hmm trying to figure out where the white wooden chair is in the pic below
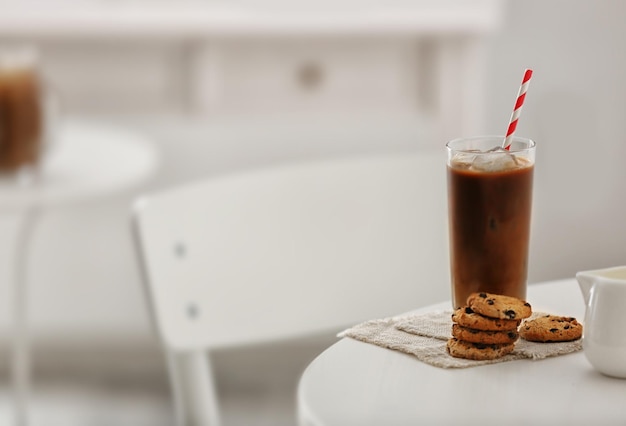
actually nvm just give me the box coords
[131,152,449,426]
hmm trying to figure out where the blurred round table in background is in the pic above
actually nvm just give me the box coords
[0,120,159,425]
[0,120,159,210]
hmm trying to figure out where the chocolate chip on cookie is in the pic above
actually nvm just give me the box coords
[446,338,515,361]
[452,307,521,331]
[451,324,519,345]
[467,292,532,320]
[519,315,582,342]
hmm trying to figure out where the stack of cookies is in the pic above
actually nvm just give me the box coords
[447,292,532,360]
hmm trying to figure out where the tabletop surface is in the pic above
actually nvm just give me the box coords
[298,279,626,426]
[0,120,158,210]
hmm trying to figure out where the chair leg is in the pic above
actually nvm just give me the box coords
[167,349,221,426]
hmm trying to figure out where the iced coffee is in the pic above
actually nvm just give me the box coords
[447,136,535,308]
[0,48,43,173]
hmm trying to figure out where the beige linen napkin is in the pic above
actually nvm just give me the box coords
[339,310,582,368]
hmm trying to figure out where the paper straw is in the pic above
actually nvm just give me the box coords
[503,69,533,149]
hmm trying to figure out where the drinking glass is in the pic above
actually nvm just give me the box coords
[446,136,535,308]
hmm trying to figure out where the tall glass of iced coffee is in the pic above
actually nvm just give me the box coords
[0,46,44,174]
[447,136,535,308]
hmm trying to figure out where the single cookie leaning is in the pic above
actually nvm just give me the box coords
[452,307,520,331]
[519,315,583,342]
[451,324,519,345]
[467,292,532,320]
[446,338,515,360]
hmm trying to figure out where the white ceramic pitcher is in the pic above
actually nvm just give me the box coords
[576,266,626,378]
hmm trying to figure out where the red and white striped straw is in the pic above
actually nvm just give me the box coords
[503,68,533,149]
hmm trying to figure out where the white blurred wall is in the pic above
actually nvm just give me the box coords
[483,0,626,282]
[1,0,625,350]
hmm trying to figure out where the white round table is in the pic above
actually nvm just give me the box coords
[0,120,158,210]
[0,120,159,426]
[298,279,626,426]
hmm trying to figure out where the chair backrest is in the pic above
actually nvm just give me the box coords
[132,152,449,353]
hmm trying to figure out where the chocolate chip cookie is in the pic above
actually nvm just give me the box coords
[451,324,519,345]
[452,307,521,331]
[467,292,532,320]
[446,338,516,361]
[519,315,582,342]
